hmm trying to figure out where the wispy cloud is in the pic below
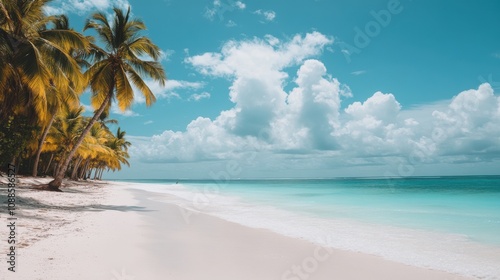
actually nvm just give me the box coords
[189,92,211,101]
[204,0,246,21]
[131,79,204,104]
[81,103,95,113]
[144,120,154,125]
[254,9,276,22]
[111,104,140,117]
[137,49,174,63]
[44,0,130,15]
[159,49,175,62]
[235,1,246,9]
[351,70,367,76]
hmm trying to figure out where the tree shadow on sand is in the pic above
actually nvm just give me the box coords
[0,186,154,221]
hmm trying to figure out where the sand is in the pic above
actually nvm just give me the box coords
[0,178,473,280]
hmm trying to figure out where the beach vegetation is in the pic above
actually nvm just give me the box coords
[0,1,163,189]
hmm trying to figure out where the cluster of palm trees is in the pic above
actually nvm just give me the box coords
[0,0,166,190]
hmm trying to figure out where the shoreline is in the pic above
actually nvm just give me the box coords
[0,178,479,279]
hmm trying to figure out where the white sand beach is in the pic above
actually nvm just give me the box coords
[0,178,473,280]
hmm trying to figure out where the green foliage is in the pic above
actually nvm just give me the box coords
[0,115,38,169]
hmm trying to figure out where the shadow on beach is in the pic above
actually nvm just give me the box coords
[0,180,153,221]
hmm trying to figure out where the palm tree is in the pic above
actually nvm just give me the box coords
[70,120,111,180]
[44,103,85,177]
[0,0,88,124]
[32,15,87,176]
[48,7,166,189]
[114,127,132,150]
[0,0,88,168]
[89,128,131,180]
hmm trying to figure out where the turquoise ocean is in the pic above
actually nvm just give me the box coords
[118,176,500,279]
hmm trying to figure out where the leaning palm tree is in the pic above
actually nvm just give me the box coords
[32,15,88,176]
[44,103,85,176]
[48,7,166,189]
[70,121,110,180]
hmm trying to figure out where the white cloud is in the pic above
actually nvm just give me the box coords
[351,70,366,76]
[345,92,401,122]
[133,32,343,162]
[144,120,154,125]
[254,9,276,22]
[131,32,500,176]
[204,0,246,21]
[235,1,246,9]
[264,35,280,46]
[336,92,409,157]
[430,83,500,157]
[137,49,174,63]
[111,104,140,117]
[186,31,332,77]
[81,103,95,113]
[132,79,204,103]
[189,92,211,101]
[44,0,130,15]
[204,7,217,20]
[159,50,174,62]
[226,20,237,27]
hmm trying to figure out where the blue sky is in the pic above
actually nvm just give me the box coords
[46,0,500,179]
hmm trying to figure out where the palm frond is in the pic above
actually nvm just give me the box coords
[40,29,90,52]
[124,37,161,60]
[126,66,156,106]
[115,65,134,111]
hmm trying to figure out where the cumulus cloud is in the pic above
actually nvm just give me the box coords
[133,117,242,162]
[186,32,332,77]
[336,92,411,157]
[431,83,500,158]
[130,32,500,174]
[275,60,347,150]
[133,32,347,162]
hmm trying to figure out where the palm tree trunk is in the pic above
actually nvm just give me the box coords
[53,162,59,177]
[48,91,113,189]
[87,167,92,180]
[85,160,91,179]
[44,153,54,175]
[71,157,83,180]
[32,113,56,177]
[96,168,101,180]
[78,159,87,179]
[99,168,105,180]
